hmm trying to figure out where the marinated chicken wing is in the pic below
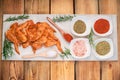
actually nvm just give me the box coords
[31,36,47,53]
[27,24,42,42]
[22,41,29,48]
[31,28,48,53]
[21,20,34,48]
[6,22,20,54]
[16,22,28,43]
[56,40,63,52]
[6,20,63,55]
[45,36,63,52]
[40,22,56,32]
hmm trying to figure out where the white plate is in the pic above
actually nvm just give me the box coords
[94,38,113,60]
[70,38,91,59]
[71,16,91,36]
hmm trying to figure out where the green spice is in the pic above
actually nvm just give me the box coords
[59,48,73,59]
[3,38,14,59]
[87,29,95,48]
[74,20,86,34]
[4,14,29,22]
[52,15,74,22]
[96,41,110,55]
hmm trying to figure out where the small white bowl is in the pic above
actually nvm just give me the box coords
[70,38,91,59]
[94,38,113,60]
[92,16,113,36]
[71,16,91,36]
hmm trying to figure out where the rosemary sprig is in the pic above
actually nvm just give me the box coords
[52,15,74,22]
[3,38,14,59]
[4,14,29,22]
[87,29,95,48]
[59,48,73,59]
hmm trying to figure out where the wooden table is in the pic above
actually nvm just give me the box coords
[0,0,120,80]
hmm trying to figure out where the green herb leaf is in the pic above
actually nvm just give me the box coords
[87,29,95,48]
[52,15,74,22]
[4,14,29,22]
[59,48,73,59]
[3,38,14,59]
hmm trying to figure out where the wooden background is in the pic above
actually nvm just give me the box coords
[0,0,120,80]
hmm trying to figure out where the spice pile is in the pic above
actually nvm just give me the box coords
[73,20,86,34]
[72,40,87,57]
[94,19,110,34]
[96,41,110,55]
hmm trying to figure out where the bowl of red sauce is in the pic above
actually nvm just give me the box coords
[70,38,91,59]
[93,17,113,36]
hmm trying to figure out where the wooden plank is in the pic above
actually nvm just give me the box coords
[1,61,10,80]
[75,0,98,14]
[75,0,100,80]
[24,0,50,80]
[99,0,120,80]
[101,62,113,80]
[3,0,24,14]
[99,0,117,14]
[9,61,24,80]
[51,0,73,13]
[1,0,24,80]
[25,0,49,14]
[51,0,74,80]
[0,0,2,79]
[51,62,74,80]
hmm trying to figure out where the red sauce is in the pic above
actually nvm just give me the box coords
[94,19,110,34]
[63,33,73,42]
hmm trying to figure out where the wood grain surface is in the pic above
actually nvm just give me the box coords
[51,0,74,80]
[99,0,120,80]
[0,0,2,79]
[24,0,50,80]
[1,0,24,80]
[75,0,100,80]
[0,0,120,80]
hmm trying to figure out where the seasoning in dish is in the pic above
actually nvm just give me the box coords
[72,40,87,57]
[96,41,110,55]
[94,19,110,34]
[74,20,86,34]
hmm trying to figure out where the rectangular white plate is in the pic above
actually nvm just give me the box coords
[2,14,118,61]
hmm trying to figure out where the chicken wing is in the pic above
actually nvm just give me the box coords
[16,22,28,43]
[6,20,63,54]
[6,22,20,54]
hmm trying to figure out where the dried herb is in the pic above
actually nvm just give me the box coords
[59,48,73,59]
[4,14,29,22]
[52,15,74,22]
[3,38,14,59]
[74,20,86,34]
[96,41,110,55]
[87,29,95,48]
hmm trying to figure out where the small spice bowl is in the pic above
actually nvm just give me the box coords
[92,16,113,36]
[70,38,91,59]
[94,38,113,60]
[71,16,91,36]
